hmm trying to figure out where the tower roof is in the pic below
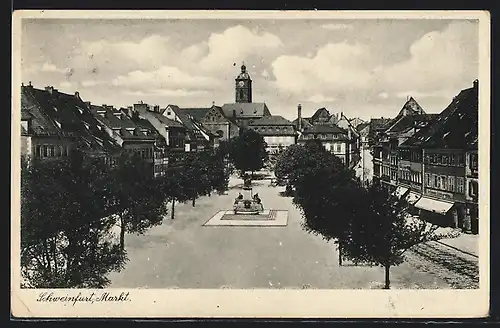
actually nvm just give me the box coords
[236,62,251,80]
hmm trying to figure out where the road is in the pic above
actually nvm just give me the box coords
[106,173,478,290]
[355,144,373,183]
[408,241,479,289]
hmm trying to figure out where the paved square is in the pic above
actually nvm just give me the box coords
[204,209,288,226]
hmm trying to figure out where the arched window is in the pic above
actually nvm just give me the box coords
[239,89,244,100]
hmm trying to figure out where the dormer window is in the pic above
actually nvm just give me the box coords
[54,119,61,128]
[77,107,84,115]
[53,106,58,112]
[83,121,90,130]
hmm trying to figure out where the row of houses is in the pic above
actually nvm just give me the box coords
[371,80,479,234]
[21,63,363,176]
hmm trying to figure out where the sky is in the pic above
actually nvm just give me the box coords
[20,18,479,121]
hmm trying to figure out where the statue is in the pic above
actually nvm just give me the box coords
[233,174,264,215]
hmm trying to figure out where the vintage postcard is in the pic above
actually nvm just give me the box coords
[11,10,490,318]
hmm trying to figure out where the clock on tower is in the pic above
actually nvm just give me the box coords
[235,63,252,103]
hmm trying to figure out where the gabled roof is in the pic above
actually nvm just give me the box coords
[401,83,478,149]
[370,118,392,131]
[22,85,120,153]
[248,115,294,126]
[221,102,269,118]
[177,107,211,121]
[397,97,425,117]
[310,107,330,121]
[356,122,370,131]
[90,105,137,130]
[136,106,184,128]
[21,88,60,135]
[292,117,314,129]
[385,114,438,134]
[168,104,214,140]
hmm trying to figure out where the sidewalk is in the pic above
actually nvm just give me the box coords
[437,233,479,257]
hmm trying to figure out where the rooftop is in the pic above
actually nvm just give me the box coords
[221,102,270,118]
[401,82,478,149]
[248,115,294,126]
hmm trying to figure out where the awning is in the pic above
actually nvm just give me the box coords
[414,197,454,215]
[406,192,422,205]
[394,186,409,198]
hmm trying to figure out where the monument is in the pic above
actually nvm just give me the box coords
[233,173,264,215]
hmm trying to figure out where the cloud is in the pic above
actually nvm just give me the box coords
[40,62,66,73]
[271,42,374,94]
[72,35,173,75]
[59,81,73,89]
[261,69,269,78]
[124,89,210,97]
[321,23,353,30]
[378,92,389,99]
[394,90,458,100]
[81,80,105,87]
[195,25,283,73]
[307,94,336,103]
[111,66,219,90]
[378,21,478,93]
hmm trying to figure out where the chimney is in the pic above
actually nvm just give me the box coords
[21,82,24,87]
[473,79,479,90]
[28,81,32,87]
[85,101,91,107]
[45,86,54,94]
[297,104,302,131]
[75,91,80,98]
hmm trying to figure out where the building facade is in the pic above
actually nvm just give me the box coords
[390,80,479,233]
[247,115,297,155]
[297,124,351,165]
[21,83,121,165]
[90,104,157,176]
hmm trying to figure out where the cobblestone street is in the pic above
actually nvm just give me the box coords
[108,175,478,289]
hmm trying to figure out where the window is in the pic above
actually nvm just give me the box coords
[425,173,430,187]
[448,176,455,192]
[451,154,456,165]
[434,175,439,189]
[469,180,478,197]
[470,153,478,170]
[21,121,28,132]
[239,89,244,99]
[457,154,465,165]
[442,176,448,190]
[433,154,437,163]
[442,155,448,165]
[457,177,465,193]
[42,145,48,157]
[35,145,41,158]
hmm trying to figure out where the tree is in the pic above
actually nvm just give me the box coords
[342,181,441,289]
[274,144,307,187]
[109,152,168,251]
[291,141,358,266]
[227,129,268,176]
[159,166,191,220]
[183,151,214,207]
[21,151,127,288]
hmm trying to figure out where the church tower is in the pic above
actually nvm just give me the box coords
[235,62,252,103]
